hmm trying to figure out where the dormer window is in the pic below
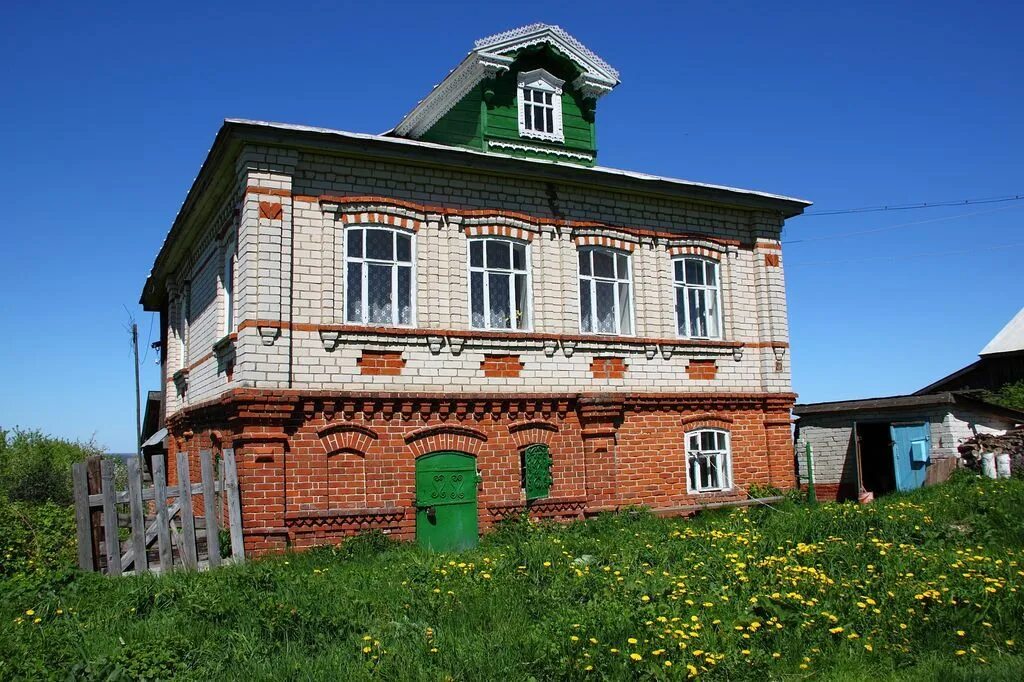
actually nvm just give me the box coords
[517,69,564,143]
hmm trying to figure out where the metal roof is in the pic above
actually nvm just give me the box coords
[228,119,811,205]
[980,306,1024,356]
[794,391,1024,422]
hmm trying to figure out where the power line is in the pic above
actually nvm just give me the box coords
[796,193,1024,218]
[783,203,1023,244]
[787,239,1024,268]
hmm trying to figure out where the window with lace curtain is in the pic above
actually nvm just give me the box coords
[469,238,531,330]
[578,247,633,335]
[344,227,414,326]
[674,257,721,339]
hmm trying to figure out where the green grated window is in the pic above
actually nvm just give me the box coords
[523,444,553,501]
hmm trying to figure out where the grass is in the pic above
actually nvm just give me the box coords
[2,474,1024,680]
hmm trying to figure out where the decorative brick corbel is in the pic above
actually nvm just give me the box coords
[660,345,675,360]
[560,340,577,358]
[644,344,658,360]
[258,326,280,346]
[172,368,189,395]
[447,336,465,356]
[320,330,342,352]
[427,336,445,354]
[543,339,559,357]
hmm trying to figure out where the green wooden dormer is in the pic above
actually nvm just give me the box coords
[391,24,620,166]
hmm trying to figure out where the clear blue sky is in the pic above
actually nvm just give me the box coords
[2,1,1021,452]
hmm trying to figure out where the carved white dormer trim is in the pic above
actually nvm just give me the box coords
[517,68,565,143]
[394,23,619,139]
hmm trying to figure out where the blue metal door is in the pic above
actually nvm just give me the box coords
[889,422,930,491]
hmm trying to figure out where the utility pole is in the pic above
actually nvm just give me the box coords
[132,322,142,458]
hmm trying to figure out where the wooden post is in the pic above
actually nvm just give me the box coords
[100,460,122,576]
[72,462,94,571]
[126,456,148,573]
[223,448,245,562]
[176,452,198,570]
[86,456,104,569]
[200,450,221,568]
[152,455,173,572]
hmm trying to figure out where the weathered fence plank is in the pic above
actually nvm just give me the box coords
[72,462,93,571]
[200,450,221,568]
[152,455,173,572]
[87,457,104,568]
[100,460,122,576]
[126,457,148,574]
[223,449,245,562]
[176,452,198,570]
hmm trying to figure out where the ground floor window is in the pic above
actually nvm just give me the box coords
[522,444,553,500]
[687,429,731,493]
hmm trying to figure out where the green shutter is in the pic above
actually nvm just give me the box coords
[523,444,553,501]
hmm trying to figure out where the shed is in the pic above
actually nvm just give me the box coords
[793,392,1024,501]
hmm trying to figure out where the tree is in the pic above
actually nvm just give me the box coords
[0,428,105,504]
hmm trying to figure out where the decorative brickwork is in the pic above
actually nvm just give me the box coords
[591,356,627,379]
[164,389,797,556]
[258,201,283,220]
[686,359,718,380]
[357,350,406,375]
[481,354,524,377]
[764,253,780,267]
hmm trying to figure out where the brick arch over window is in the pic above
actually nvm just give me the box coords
[323,197,426,232]
[405,424,488,457]
[679,414,734,432]
[667,244,724,261]
[317,423,379,456]
[461,216,541,242]
[508,420,559,448]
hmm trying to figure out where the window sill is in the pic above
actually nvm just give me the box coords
[213,333,237,355]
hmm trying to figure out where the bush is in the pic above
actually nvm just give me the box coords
[0,499,77,580]
[0,427,104,504]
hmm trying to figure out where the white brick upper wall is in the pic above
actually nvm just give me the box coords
[163,144,795,417]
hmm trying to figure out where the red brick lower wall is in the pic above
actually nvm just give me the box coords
[167,390,796,556]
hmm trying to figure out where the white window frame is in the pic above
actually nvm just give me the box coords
[343,226,417,327]
[685,429,733,494]
[517,68,565,143]
[578,246,635,336]
[467,237,533,331]
[179,286,190,368]
[222,237,236,335]
[673,257,723,340]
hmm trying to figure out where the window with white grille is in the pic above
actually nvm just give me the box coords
[687,429,732,493]
[344,227,414,326]
[578,247,633,335]
[674,257,721,339]
[517,69,565,143]
[469,238,531,330]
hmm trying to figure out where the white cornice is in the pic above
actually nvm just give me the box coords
[487,139,594,162]
[394,23,619,139]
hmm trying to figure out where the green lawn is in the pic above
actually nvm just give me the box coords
[3,475,1024,680]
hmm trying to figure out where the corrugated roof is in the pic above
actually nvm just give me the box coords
[980,306,1024,356]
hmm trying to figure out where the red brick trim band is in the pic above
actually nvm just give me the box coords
[312,195,745,247]
[245,185,291,198]
[573,234,635,252]
[463,224,536,241]
[669,245,722,261]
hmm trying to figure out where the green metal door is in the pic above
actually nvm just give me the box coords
[415,451,478,552]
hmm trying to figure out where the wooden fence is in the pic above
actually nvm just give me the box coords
[72,449,244,575]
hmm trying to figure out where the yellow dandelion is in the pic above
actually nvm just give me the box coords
[630,653,643,661]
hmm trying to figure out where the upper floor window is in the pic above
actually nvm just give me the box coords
[686,429,732,493]
[222,239,236,335]
[517,69,565,143]
[345,227,414,326]
[578,247,633,335]
[674,257,721,339]
[469,238,531,330]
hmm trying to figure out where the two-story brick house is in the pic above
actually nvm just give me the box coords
[141,24,810,554]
